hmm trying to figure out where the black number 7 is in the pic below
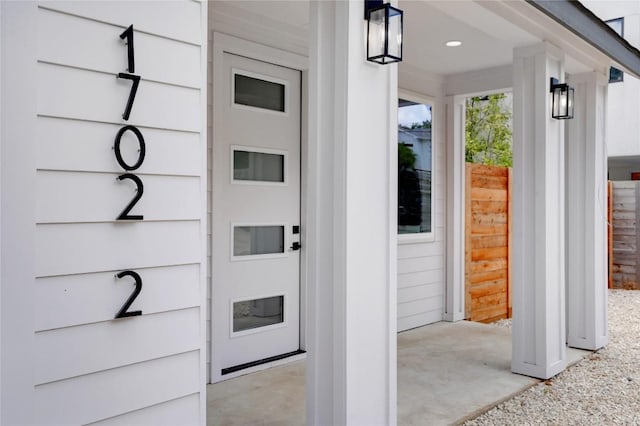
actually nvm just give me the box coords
[117,73,140,121]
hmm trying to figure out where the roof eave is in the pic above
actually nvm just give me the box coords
[527,0,640,79]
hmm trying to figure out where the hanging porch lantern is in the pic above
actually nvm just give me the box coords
[365,1,404,65]
[550,77,574,120]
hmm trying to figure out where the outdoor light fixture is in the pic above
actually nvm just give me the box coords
[365,0,403,64]
[550,77,574,120]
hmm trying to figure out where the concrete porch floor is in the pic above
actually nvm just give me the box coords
[207,321,590,425]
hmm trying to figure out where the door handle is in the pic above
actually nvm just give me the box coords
[290,242,301,251]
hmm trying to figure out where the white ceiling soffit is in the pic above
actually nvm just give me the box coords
[400,0,607,77]
[400,0,541,76]
[477,0,614,76]
[210,0,606,77]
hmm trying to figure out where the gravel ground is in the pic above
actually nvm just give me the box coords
[465,289,640,425]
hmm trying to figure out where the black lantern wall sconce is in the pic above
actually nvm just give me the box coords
[365,0,404,64]
[550,77,574,120]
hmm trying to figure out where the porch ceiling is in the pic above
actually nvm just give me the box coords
[214,0,606,77]
[400,0,541,76]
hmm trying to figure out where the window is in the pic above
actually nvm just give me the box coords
[233,70,286,112]
[398,99,433,236]
[232,225,285,257]
[232,295,284,333]
[232,147,286,184]
[606,18,624,83]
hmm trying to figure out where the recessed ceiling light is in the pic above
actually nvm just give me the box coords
[445,40,462,47]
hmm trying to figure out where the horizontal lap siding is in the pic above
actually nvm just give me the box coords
[90,394,201,426]
[38,63,200,132]
[397,120,445,332]
[37,117,201,176]
[34,3,206,424]
[34,351,201,425]
[35,264,200,331]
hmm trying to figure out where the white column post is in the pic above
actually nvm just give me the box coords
[1,2,37,423]
[445,95,466,321]
[565,72,609,350]
[511,43,567,379]
[307,1,397,425]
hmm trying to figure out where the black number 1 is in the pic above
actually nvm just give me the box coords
[115,270,143,319]
[120,25,135,73]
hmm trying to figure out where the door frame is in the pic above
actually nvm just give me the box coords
[210,33,309,383]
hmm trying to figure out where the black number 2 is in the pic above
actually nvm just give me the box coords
[117,173,144,220]
[115,270,143,319]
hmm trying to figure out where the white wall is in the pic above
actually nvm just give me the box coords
[608,157,640,180]
[582,1,640,157]
[397,68,447,330]
[1,1,208,424]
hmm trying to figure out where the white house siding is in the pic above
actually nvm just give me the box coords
[397,69,447,332]
[397,109,446,332]
[26,2,207,424]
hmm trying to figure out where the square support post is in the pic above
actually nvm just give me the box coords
[307,1,397,424]
[445,95,466,322]
[511,43,567,379]
[565,72,609,350]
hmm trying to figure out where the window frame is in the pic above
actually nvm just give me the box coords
[397,90,436,245]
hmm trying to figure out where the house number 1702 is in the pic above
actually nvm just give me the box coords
[114,25,145,319]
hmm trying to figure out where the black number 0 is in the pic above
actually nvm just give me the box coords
[114,125,146,171]
[115,270,143,319]
[116,173,144,220]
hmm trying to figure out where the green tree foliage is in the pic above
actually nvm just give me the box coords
[465,94,513,167]
[410,120,431,129]
[398,143,417,169]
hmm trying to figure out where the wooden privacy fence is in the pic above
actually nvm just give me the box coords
[610,181,640,289]
[465,163,512,323]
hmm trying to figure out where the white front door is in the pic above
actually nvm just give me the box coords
[212,53,301,380]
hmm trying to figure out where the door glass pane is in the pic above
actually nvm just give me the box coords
[234,73,285,112]
[234,150,285,183]
[233,225,284,256]
[398,99,432,234]
[233,296,284,332]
